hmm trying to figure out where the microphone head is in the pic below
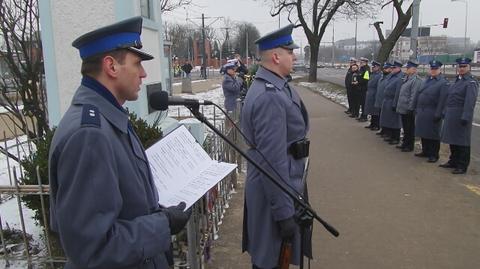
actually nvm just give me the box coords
[149,91,169,111]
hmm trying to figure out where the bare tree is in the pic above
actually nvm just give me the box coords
[167,22,195,59]
[160,0,192,12]
[0,0,48,145]
[373,0,413,62]
[263,0,379,82]
[232,22,261,59]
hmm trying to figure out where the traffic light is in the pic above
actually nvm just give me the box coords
[443,18,449,28]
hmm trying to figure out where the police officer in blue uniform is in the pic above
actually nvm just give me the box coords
[374,62,393,135]
[241,24,311,269]
[364,61,382,129]
[440,57,479,174]
[413,60,449,163]
[357,57,370,121]
[380,60,404,144]
[222,62,243,113]
[395,60,423,152]
[48,17,191,269]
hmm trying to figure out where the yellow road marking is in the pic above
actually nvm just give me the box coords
[463,184,480,196]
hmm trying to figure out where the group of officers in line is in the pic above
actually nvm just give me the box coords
[344,56,479,174]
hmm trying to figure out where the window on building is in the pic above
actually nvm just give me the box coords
[140,0,152,19]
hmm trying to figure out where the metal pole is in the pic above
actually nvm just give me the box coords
[410,0,421,61]
[246,30,249,67]
[201,13,207,79]
[464,1,468,55]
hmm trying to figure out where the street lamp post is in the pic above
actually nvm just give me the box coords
[451,0,468,55]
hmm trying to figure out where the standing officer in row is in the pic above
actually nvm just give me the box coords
[364,61,382,130]
[222,62,243,115]
[357,57,370,122]
[241,24,311,269]
[374,62,393,135]
[413,60,449,163]
[440,57,479,174]
[345,57,357,115]
[395,60,423,152]
[380,60,404,144]
[48,17,191,268]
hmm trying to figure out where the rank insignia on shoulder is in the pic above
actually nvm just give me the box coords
[81,104,101,127]
[265,83,275,89]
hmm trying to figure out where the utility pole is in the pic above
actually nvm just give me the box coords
[201,13,207,79]
[410,0,421,61]
[332,18,335,67]
[246,30,249,67]
[354,14,358,58]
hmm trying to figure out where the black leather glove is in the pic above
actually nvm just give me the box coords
[433,116,441,123]
[163,202,192,235]
[277,217,297,240]
[391,106,397,112]
[461,119,468,126]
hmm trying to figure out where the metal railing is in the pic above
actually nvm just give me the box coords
[0,103,243,268]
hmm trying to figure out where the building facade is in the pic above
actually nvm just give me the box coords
[39,0,169,126]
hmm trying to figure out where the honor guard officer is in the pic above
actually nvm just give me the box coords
[364,61,382,129]
[395,60,423,152]
[241,24,311,269]
[345,57,357,115]
[49,17,191,269]
[380,60,404,144]
[375,62,393,135]
[413,60,449,163]
[440,57,479,174]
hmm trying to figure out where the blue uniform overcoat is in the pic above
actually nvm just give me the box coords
[364,71,381,115]
[395,74,423,115]
[414,74,449,140]
[49,82,172,269]
[241,66,309,268]
[222,74,242,111]
[374,73,391,109]
[380,71,404,129]
[441,73,479,146]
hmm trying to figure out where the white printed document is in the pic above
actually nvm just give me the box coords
[146,125,237,209]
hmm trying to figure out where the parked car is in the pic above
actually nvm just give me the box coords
[292,61,309,73]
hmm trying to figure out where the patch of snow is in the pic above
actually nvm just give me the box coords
[172,79,208,87]
[0,136,33,186]
[298,81,348,108]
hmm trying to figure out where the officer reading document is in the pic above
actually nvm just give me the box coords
[241,24,312,269]
[48,17,191,269]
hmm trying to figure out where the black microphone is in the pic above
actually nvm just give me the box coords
[149,91,214,111]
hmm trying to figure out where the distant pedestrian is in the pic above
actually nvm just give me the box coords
[364,61,382,130]
[181,60,193,78]
[344,57,357,115]
[439,57,479,174]
[394,60,423,152]
[379,60,404,145]
[413,60,449,163]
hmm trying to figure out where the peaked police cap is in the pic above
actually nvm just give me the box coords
[72,16,153,61]
[255,24,299,51]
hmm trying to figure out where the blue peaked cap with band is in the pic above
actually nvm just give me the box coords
[72,16,153,61]
[255,24,299,51]
[455,57,472,65]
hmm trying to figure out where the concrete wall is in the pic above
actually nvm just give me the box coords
[39,0,167,127]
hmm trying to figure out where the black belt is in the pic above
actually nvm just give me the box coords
[288,139,310,159]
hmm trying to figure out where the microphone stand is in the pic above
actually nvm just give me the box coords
[185,104,340,241]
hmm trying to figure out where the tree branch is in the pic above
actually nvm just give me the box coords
[373,21,385,43]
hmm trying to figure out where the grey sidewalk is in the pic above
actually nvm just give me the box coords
[207,82,480,269]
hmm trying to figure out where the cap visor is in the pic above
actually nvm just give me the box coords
[283,42,300,49]
[126,47,154,61]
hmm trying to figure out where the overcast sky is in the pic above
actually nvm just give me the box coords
[163,0,479,48]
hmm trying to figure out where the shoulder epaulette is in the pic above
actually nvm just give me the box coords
[81,104,101,128]
[265,82,275,90]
